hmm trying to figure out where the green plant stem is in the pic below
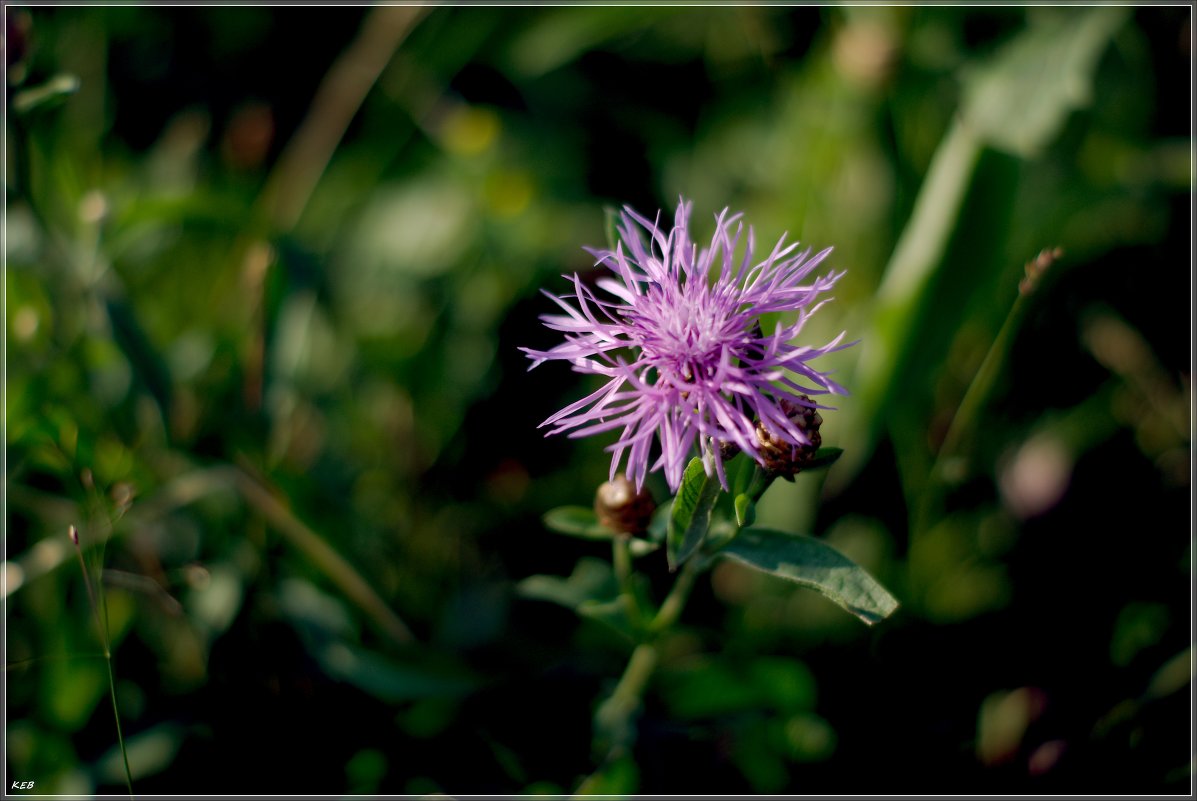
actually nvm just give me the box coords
[933,291,1030,479]
[73,533,133,798]
[650,554,703,634]
[593,550,706,763]
[611,536,642,630]
[593,641,659,760]
[102,626,133,799]
[915,278,1034,538]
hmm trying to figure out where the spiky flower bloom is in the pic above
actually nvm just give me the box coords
[522,198,853,492]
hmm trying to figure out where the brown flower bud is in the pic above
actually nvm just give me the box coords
[754,395,823,476]
[594,474,656,535]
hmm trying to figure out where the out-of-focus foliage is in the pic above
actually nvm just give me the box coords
[5,5,1191,794]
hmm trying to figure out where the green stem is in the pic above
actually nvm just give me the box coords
[611,536,642,631]
[592,642,659,759]
[933,291,1030,481]
[650,554,703,634]
[745,465,776,505]
[73,529,133,797]
[103,647,133,798]
[916,279,1034,538]
[592,549,706,763]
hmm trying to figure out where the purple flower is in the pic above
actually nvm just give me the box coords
[522,198,853,493]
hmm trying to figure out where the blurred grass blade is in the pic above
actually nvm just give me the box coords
[720,527,898,625]
[12,73,80,114]
[233,467,415,646]
[667,457,720,571]
[837,120,982,487]
[836,9,1124,493]
[961,7,1129,158]
[105,297,173,425]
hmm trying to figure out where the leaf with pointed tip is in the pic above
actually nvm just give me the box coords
[543,506,609,538]
[961,6,1128,158]
[516,557,615,611]
[516,559,638,639]
[721,527,899,625]
[542,507,658,556]
[667,458,721,570]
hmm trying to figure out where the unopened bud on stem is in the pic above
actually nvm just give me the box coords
[595,474,656,536]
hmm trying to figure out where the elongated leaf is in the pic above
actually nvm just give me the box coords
[516,557,615,611]
[721,527,898,625]
[105,297,173,423]
[667,457,721,570]
[542,507,658,556]
[516,559,636,639]
[961,7,1128,157]
[835,9,1125,494]
[544,506,611,538]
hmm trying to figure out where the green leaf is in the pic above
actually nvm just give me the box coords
[542,507,658,556]
[834,11,1125,494]
[516,559,638,639]
[516,557,615,611]
[576,597,637,641]
[543,506,610,538]
[803,447,844,472]
[734,494,756,528]
[667,457,721,571]
[12,74,80,114]
[730,452,759,497]
[961,7,1128,158]
[316,643,480,702]
[721,527,899,625]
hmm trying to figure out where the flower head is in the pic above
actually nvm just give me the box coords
[522,198,853,492]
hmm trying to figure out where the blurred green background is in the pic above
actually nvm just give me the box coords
[5,5,1191,795]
